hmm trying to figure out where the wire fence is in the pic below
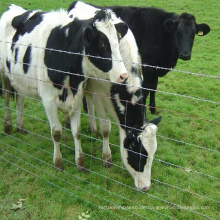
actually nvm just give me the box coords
[0,38,219,220]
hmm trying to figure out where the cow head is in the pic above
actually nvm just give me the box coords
[82,9,128,83]
[121,116,162,191]
[163,13,210,60]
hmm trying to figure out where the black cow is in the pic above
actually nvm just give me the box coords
[69,1,211,113]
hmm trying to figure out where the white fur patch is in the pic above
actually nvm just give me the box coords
[114,94,125,114]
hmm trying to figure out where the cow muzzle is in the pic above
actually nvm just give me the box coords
[141,185,150,192]
[119,73,128,83]
[179,51,191,60]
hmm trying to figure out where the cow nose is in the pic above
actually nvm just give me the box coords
[119,73,128,83]
[180,52,191,60]
[142,186,150,192]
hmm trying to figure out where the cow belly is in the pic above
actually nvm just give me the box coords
[57,89,83,116]
[8,71,39,97]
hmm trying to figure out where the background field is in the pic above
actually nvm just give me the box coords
[0,0,219,219]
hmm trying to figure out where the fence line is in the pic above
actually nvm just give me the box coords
[1,141,175,220]
[0,115,219,181]
[1,40,220,80]
[1,127,218,204]
[0,56,220,106]
[0,39,219,219]
[0,100,219,155]
[0,124,219,205]
[1,85,220,127]
[1,140,217,220]
[0,106,219,182]
[0,156,128,220]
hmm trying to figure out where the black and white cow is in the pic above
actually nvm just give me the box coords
[68,1,211,114]
[68,2,162,191]
[0,4,129,171]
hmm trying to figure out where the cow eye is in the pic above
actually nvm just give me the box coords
[100,41,107,49]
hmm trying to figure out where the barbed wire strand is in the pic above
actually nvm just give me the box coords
[0,140,217,220]
[0,95,220,154]
[0,156,128,220]
[1,128,218,205]
[0,140,176,220]
[0,55,220,106]
[1,40,220,79]
[0,127,219,214]
[0,116,219,182]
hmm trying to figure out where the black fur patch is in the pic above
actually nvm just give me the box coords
[111,84,145,131]
[14,48,19,64]
[44,20,85,93]
[23,45,32,74]
[125,137,148,172]
[6,59,11,73]
[59,88,68,102]
[11,11,45,51]
[93,9,111,22]
[85,31,112,72]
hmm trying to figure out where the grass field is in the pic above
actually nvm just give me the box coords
[0,0,219,219]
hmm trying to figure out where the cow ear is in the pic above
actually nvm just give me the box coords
[115,22,128,39]
[196,23,210,36]
[83,26,95,47]
[163,19,177,33]
[149,116,162,125]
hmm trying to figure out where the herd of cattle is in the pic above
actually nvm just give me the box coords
[0,1,210,191]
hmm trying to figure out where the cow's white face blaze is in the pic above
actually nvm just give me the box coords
[121,123,158,191]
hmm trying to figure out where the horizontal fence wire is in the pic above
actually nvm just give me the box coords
[0,156,128,220]
[0,41,220,106]
[0,118,219,209]
[0,91,219,155]
[0,137,217,220]
[1,40,220,80]
[0,140,174,220]
[0,39,219,220]
[0,127,219,205]
[0,109,219,182]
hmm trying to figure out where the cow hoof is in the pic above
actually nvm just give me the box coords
[104,158,112,168]
[4,123,12,134]
[77,165,88,172]
[54,158,63,171]
[17,127,28,134]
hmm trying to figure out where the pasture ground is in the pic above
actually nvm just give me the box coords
[0,0,219,219]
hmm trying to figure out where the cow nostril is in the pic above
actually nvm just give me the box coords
[180,52,191,60]
[142,186,150,191]
[119,73,128,82]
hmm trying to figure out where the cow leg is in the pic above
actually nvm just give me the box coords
[3,88,12,134]
[42,99,63,170]
[86,93,98,135]
[99,118,112,168]
[16,94,27,134]
[69,106,86,172]
[1,74,12,134]
[149,76,158,114]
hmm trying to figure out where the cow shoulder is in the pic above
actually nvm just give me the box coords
[44,18,85,91]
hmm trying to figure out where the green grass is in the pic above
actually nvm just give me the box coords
[0,0,219,219]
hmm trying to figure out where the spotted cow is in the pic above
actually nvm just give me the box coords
[0,4,129,171]
[68,1,162,191]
